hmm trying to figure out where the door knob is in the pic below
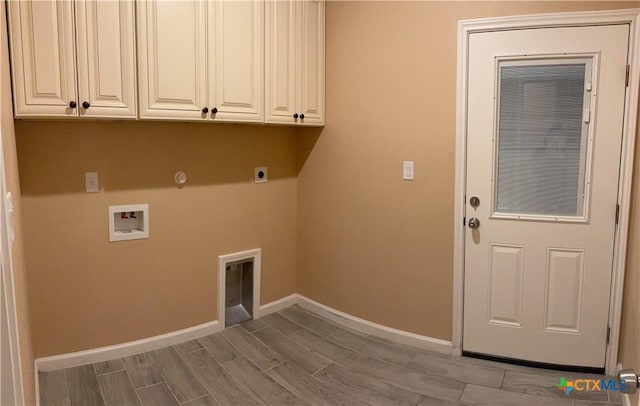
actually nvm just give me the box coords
[619,369,639,394]
[468,217,480,229]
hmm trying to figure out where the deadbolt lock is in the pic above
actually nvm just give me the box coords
[468,217,480,229]
[470,196,480,208]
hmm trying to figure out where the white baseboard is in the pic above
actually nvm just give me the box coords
[296,294,453,355]
[35,292,453,375]
[257,293,298,317]
[35,320,221,372]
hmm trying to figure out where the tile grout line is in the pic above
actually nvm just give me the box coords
[122,365,145,406]
[171,344,214,403]
[218,327,254,364]
[135,379,168,391]
[311,361,333,377]
[93,367,127,377]
[218,356,269,405]
[92,364,108,406]
[256,320,335,370]
[246,324,269,335]
[178,393,210,405]
[263,361,283,373]
[455,383,467,404]
[260,313,302,337]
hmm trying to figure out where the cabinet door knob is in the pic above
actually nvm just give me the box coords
[82,101,90,109]
[202,107,209,114]
[211,107,218,115]
[293,113,298,119]
[300,113,305,120]
[69,101,77,109]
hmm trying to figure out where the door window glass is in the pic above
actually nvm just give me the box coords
[494,60,592,217]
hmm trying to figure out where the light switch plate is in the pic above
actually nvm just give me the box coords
[403,161,414,181]
[85,172,99,193]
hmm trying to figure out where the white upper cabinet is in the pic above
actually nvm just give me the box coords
[138,0,264,123]
[137,0,207,120]
[9,0,322,125]
[298,0,324,125]
[74,1,137,118]
[264,0,296,123]
[8,0,137,118]
[8,1,77,117]
[265,0,324,125]
[211,0,264,122]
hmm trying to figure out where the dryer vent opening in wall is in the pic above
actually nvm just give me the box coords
[225,259,254,327]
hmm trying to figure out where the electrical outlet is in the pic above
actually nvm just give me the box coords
[85,172,99,193]
[254,167,268,183]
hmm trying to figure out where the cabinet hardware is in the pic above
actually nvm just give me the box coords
[300,113,305,119]
[69,101,77,109]
[82,101,90,109]
[202,107,209,114]
[293,113,298,119]
[211,107,218,115]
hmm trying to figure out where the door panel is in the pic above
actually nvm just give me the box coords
[137,0,207,120]
[75,0,137,118]
[488,244,524,326]
[298,0,324,125]
[212,0,263,122]
[264,0,297,124]
[463,25,629,368]
[8,0,77,117]
[544,249,585,332]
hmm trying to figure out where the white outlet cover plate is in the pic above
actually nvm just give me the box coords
[255,167,268,183]
[403,161,414,180]
[85,172,99,192]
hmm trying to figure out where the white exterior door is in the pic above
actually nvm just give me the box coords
[137,0,208,120]
[74,0,137,118]
[463,24,629,368]
[8,0,77,117]
[211,0,263,122]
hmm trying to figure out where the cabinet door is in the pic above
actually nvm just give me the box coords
[264,0,296,124]
[211,0,263,122]
[298,0,324,126]
[137,0,207,120]
[8,0,77,117]
[75,0,137,118]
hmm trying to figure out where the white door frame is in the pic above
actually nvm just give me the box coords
[0,127,25,403]
[453,9,640,376]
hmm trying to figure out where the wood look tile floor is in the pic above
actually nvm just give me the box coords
[39,305,622,406]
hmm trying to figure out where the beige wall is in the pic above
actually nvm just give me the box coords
[17,121,299,357]
[297,1,640,342]
[1,2,35,404]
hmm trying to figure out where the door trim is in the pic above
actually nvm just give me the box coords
[453,8,640,376]
[0,134,25,403]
